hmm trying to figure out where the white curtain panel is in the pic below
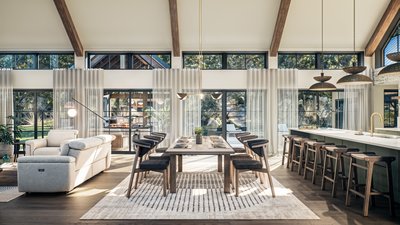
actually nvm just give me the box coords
[247,69,298,155]
[53,69,104,138]
[343,84,371,131]
[0,69,13,125]
[153,69,201,145]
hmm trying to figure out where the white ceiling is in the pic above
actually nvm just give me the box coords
[0,0,392,52]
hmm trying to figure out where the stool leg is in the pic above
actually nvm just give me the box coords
[340,156,346,190]
[331,153,340,197]
[290,142,296,171]
[345,157,353,206]
[386,162,396,217]
[298,143,304,175]
[303,146,310,179]
[321,150,328,190]
[312,148,319,184]
[282,139,287,165]
[287,139,293,168]
[363,161,374,217]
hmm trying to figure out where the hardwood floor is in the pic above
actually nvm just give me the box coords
[0,155,399,225]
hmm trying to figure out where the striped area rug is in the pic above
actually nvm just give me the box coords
[81,172,319,220]
[0,186,23,202]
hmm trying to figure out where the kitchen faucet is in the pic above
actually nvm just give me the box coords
[370,112,383,137]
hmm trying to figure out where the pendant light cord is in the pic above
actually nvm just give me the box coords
[321,0,324,74]
[198,0,203,70]
[353,0,355,53]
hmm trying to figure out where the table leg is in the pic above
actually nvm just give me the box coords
[224,154,231,193]
[178,155,183,172]
[218,155,222,172]
[170,154,177,193]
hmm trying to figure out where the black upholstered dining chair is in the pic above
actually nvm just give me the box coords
[232,139,275,198]
[126,139,169,198]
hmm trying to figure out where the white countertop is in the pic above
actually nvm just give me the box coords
[375,128,400,132]
[290,128,400,151]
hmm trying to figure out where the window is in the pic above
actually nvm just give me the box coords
[0,53,74,69]
[298,90,344,128]
[384,90,398,128]
[183,52,267,70]
[88,52,171,69]
[13,90,53,141]
[278,52,363,69]
[383,26,400,66]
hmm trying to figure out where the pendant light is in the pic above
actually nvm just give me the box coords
[378,28,400,76]
[309,0,336,91]
[211,92,222,100]
[337,0,372,85]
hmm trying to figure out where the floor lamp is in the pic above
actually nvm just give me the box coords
[67,97,111,134]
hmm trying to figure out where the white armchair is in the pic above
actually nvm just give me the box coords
[25,129,79,156]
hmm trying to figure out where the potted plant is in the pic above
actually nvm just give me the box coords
[194,127,203,144]
[0,116,21,162]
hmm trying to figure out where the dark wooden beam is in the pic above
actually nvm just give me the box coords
[53,0,84,57]
[270,0,291,57]
[168,0,180,57]
[365,0,400,56]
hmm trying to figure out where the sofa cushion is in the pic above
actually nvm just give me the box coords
[95,135,114,143]
[69,137,103,150]
[33,147,61,156]
[47,130,78,147]
[18,155,75,163]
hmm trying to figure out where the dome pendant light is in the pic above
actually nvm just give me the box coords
[309,0,336,91]
[337,0,372,85]
[378,28,400,76]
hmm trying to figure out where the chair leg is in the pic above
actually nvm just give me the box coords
[134,172,140,189]
[163,170,167,197]
[282,140,287,165]
[386,162,396,217]
[263,155,275,198]
[363,161,374,217]
[127,171,135,198]
[235,169,240,197]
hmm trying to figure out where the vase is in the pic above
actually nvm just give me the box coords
[0,143,13,161]
[196,134,202,144]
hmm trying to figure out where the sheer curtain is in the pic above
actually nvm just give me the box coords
[53,69,104,138]
[153,69,201,145]
[343,84,371,131]
[247,69,298,155]
[0,69,13,125]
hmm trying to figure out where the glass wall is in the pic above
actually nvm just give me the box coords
[103,90,152,152]
[0,53,74,69]
[278,52,363,69]
[88,52,171,69]
[183,52,267,69]
[298,90,344,129]
[13,90,53,141]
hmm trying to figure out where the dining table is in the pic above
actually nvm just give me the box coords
[166,136,235,193]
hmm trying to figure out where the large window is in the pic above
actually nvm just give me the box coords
[384,90,398,128]
[13,90,53,141]
[88,52,171,69]
[0,53,74,69]
[103,90,153,152]
[278,52,363,70]
[298,90,344,128]
[201,91,246,146]
[383,26,400,66]
[183,52,267,70]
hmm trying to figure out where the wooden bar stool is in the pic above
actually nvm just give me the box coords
[321,145,359,197]
[346,153,396,217]
[290,137,310,175]
[303,141,334,184]
[282,134,297,167]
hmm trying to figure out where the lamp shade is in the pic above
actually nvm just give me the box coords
[337,74,373,85]
[378,62,400,76]
[211,92,222,100]
[309,82,336,91]
[67,108,77,118]
[176,93,188,101]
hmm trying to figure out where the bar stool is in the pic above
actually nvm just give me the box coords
[321,145,359,197]
[303,141,334,184]
[290,137,310,175]
[281,134,297,167]
[346,153,396,217]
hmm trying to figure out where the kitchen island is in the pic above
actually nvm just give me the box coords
[290,128,400,203]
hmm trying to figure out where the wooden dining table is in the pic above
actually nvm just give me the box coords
[166,136,235,193]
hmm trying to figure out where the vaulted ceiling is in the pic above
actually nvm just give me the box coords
[0,0,393,53]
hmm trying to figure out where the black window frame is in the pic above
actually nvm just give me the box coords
[182,51,268,70]
[86,51,172,70]
[0,52,75,70]
[278,52,364,70]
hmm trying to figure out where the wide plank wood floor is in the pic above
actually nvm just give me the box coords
[0,155,399,225]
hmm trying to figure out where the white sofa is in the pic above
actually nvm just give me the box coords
[17,134,113,193]
[25,129,79,156]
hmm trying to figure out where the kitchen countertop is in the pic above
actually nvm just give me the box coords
[290,128,400,151]
[375,128,400,132]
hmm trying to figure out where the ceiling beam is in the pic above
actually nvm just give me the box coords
[53,0,84,57]
[365,0,400,56]
[270,0,291,57]
[168,0,180,57]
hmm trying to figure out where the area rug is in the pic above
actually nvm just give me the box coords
[0,186,23,202]
[81,172,319,220]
